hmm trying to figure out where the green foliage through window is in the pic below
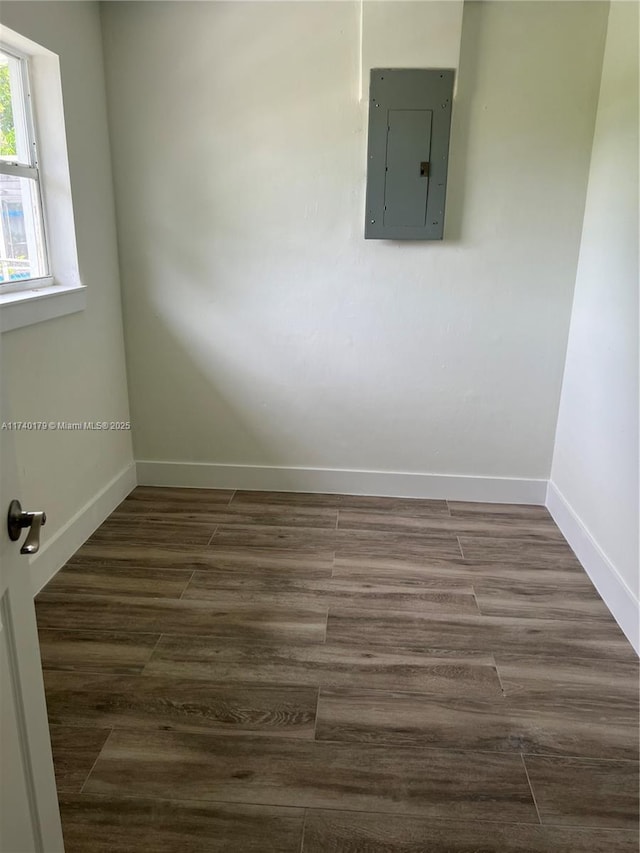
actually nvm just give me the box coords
[0,63,17,157]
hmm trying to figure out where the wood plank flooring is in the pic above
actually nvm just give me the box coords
[36,487,639,852]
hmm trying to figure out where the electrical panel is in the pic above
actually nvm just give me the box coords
[365,69,455,240]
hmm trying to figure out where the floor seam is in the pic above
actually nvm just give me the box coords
[313,687,321,742]
[492,653,507,697]
[140,633,165,674]
[78,727,115,794]
[520,753,543,825]
[65,789,552,825]
[57,787,560,825]
[471,584,482,616]
[179,570,197,600]
[299,808,308,853]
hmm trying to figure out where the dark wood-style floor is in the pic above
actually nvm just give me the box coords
[36,487,639,852]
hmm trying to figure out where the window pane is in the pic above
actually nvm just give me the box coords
[0,50,31,165]
[0,173,47,282]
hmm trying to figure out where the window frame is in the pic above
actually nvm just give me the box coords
[0,23,85,334]
[0,42,52,293]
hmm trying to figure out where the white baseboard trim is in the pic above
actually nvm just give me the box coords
[136,460,547,505]
[546,480,639,656]
[29,462,137,595]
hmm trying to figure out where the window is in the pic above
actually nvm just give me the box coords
[0,25,84,333]
[0,46,49,287]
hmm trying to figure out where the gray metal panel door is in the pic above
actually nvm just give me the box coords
[384,109,433,228]
[365,69,454,240]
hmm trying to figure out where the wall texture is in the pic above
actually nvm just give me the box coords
[550,3,639,609]
[0,2,133,589]
[101,1,608,490]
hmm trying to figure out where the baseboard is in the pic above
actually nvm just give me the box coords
[546,480,639,656]
[29,462,137,595]
[136,460,547,505]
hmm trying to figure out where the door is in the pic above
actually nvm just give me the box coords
[0,357,64,852]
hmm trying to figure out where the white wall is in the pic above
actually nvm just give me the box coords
[360,1,463,98]
[101,1,607,494]
[0,2,134,590]
[549,2,639,644]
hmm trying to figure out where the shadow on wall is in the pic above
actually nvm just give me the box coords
[125,230,270,467]
[127,181,348,471]
[118,2,404,470]
[445,0,485,243]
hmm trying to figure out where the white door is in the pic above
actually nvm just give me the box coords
[0,357,64,852]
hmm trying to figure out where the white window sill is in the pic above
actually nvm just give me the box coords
[0,281,86,333]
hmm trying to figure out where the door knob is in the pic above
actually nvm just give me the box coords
[7,499,47,555]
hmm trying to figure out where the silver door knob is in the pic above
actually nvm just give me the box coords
[7,499,47,555]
